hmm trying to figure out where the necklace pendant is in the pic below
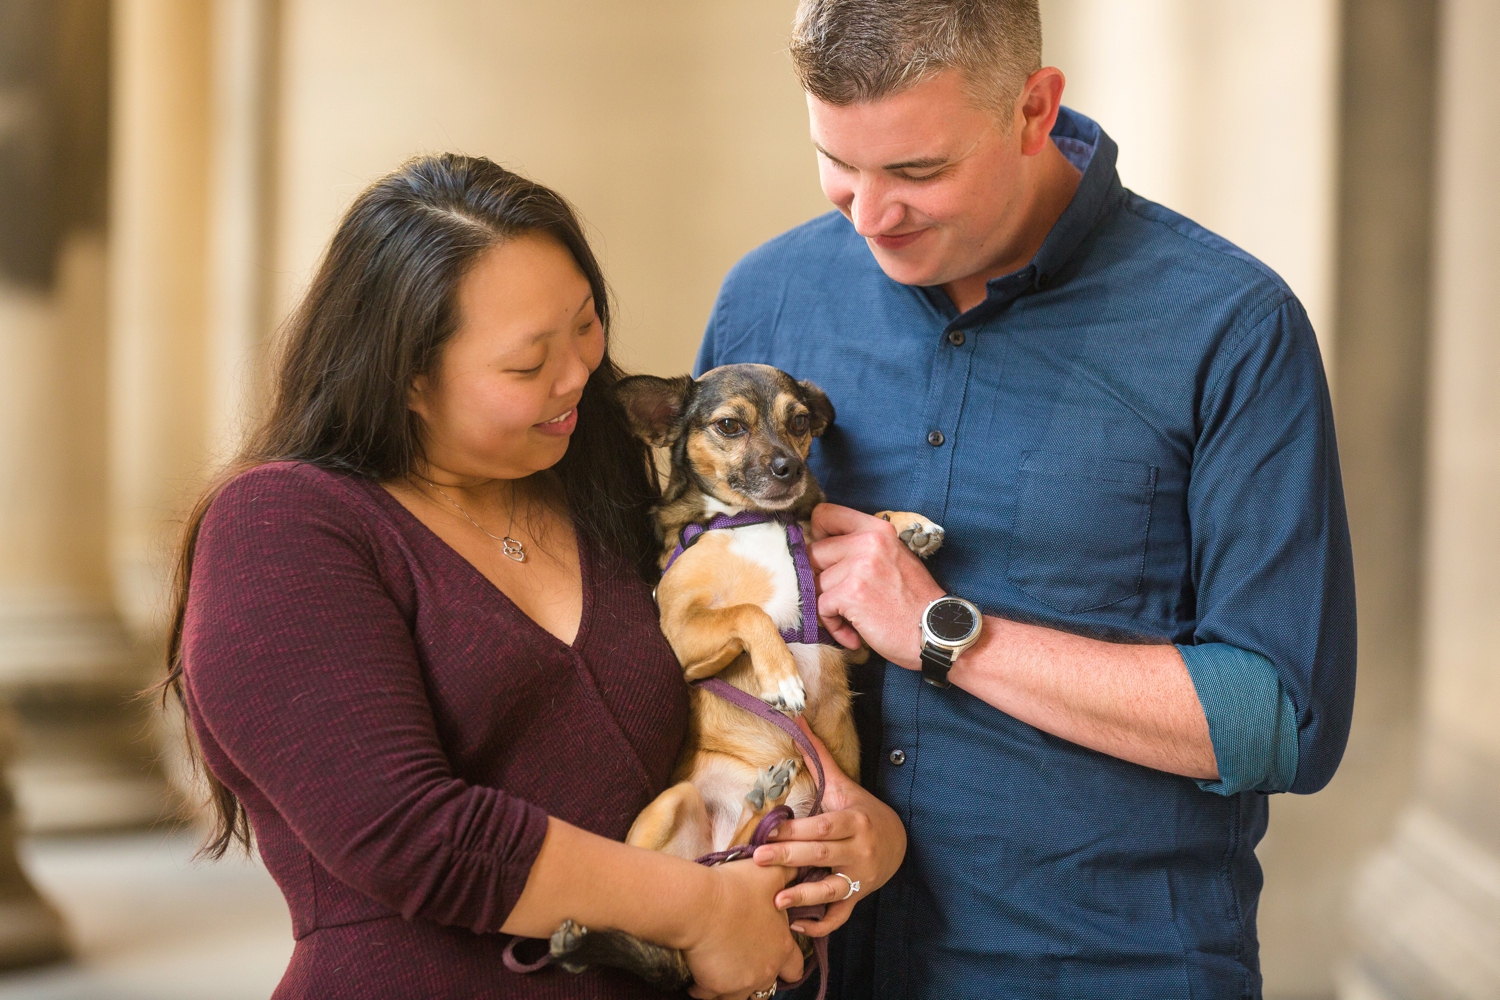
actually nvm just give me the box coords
[502,536,527,562]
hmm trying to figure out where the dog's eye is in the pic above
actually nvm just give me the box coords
[790,413,810,435]
[715,418,745,437]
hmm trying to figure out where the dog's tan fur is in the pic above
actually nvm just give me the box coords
[545,364,942,988]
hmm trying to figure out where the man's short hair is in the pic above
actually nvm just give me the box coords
[790,0,1043,116]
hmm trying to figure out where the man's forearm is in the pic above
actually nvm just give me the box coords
[946,616,1219,781]
[807,504,1220,781]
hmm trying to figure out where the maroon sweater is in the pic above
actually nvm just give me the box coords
[182,462,689,999]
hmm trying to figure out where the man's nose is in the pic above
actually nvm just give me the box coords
[849,176,902,237]
[769,453,802,481]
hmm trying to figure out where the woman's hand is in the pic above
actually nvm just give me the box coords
[680,858,805,1000]
[751,719,907,936]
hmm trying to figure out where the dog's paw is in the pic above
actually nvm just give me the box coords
[878,511,946,558]
[760,672,806,715]
[745,758,801,811]
[550,919,590,974]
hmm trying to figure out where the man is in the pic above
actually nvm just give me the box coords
[694,1,1357,997]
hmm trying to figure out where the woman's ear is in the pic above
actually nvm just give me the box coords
[613,374,694,447]
[407,374,433,421]
[797,379,836,437]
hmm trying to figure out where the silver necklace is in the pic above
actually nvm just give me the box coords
[421,478,527,562]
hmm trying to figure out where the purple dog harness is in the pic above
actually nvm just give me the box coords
[502,677,835,999]
[665,511,840,648]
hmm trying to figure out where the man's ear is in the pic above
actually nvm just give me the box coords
[613,374,694,447]
[798,379,836,437]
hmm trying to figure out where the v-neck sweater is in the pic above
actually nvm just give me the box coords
[181,461,689,999]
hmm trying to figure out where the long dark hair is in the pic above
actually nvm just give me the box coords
[162,153,660,858]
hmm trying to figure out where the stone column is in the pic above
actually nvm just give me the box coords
[112,0,278,807]
[201,0,278,469]
[0,0,172,839]
[0,0,138,970]
[108,0,213,645]
[1343,1,1500,997]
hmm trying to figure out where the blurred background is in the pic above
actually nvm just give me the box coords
[0,1,1494,998]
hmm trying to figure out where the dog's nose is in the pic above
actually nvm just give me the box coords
[770,454,801,480]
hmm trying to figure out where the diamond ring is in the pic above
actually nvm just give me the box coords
[833,872,861,901]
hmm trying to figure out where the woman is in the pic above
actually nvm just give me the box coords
[166,153,904,1000]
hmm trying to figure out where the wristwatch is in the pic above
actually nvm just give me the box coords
[919,595,983,688]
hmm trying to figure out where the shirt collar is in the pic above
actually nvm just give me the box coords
[1030,107,1122,283]
[935,107,1125,328]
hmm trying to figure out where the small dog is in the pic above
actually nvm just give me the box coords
[546,363,943,988]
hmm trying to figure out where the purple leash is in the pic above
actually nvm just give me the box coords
[665,512,839,647]
[503,677,834,1000]
[686,679,831,1000]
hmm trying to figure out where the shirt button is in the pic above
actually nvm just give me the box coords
[947,330,966,346]
[889,749,907,766]
[927,430,945,447]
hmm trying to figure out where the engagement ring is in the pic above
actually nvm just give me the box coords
[833,872,861,901]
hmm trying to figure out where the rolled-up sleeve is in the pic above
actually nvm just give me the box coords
[1180,642,1299,794]
[1185,297,1356,795]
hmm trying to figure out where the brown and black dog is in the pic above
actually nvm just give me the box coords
[545,364,943,988]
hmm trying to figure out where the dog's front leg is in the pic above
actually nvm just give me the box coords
[659,598,805,714]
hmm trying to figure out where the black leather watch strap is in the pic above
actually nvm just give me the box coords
[920,643,954,688]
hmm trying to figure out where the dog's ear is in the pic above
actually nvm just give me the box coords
[797,379,836,437]
[613,374,694,447]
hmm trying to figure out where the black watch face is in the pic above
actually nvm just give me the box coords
[927,599,977,643]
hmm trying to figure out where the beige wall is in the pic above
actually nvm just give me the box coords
[273,1,1341,380]
[271,0,828,379]
[1041,0,1340,364]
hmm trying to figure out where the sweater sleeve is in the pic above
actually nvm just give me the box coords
[180,465,550,934]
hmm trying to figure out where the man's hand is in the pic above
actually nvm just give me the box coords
[807,503,945,670]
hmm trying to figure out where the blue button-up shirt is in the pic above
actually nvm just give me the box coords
[695,109,1356,999]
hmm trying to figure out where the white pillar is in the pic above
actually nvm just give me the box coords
[0,0,173,837]
[206,0,277,461]
[108,0,213,642]
[1344,2,1500,996]
[111,0,280,808]
[0,279,74,965]
[0,237,169,834]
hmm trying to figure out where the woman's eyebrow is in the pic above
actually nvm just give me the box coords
[572,292,594,316]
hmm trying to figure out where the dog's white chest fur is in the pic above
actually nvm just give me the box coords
[720,520,839,713]
[721,521,803,634]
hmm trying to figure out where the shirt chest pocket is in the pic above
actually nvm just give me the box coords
[1005,452,1159,615]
